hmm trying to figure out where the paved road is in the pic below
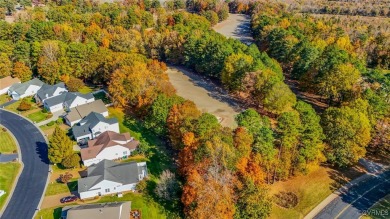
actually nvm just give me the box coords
[213,13,253,45]
[314,170,390,219]
[0,110,49,219]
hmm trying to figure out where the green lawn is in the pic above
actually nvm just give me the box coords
[0,94,11,105]
[0,130,17,153]
[108,107,175,177]
[27,110,50,123]
[362,194,390,219]
[0,163,21,211]
[45,180,78,196]
[78,86,93,94]
[36,193,168,219]
[4,96,37,113]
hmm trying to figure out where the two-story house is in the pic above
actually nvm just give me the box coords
[78,160,148,199]
[8,78,44,100]
[81,131,139,167]
[71,112,119,143]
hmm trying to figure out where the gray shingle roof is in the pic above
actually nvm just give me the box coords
[66,99,107,123]
[44,92,94,108]
[62,201,131,219]
[78,160,147,193]
[36,82,66,100]
[71,112,118,138]
[8,78,44,95]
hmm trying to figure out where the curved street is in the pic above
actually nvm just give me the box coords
[0,109,49,219]
[313,170,390,219]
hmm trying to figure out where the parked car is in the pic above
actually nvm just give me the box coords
[60,195,78,203]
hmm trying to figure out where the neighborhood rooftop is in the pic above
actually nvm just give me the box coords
[44,92,94,108]
[36,82,66,100]
[66,99,107,122]
[0,76,20,90]
[81,131,139,160]
[8,78,44,94]
[78,160,147,193]
[61,201,131,219]
[71,112,118,138]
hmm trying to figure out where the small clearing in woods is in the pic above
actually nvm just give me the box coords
[167,66,241,128]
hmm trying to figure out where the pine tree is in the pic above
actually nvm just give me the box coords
[48,126,73,164]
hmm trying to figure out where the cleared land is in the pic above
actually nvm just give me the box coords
[167,66,241,128]
[213,13,253,44]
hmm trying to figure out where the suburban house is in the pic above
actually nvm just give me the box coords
[71,112,119,143]
[78,160,148,199]
[81,131,139,166]
[8,78,44,100]
[0,76,20,95]
[35,82,67,104]
[43,92,94,113]
[61,201,131,219]
[65,99,107,126]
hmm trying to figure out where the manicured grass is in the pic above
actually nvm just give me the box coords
[45,180,78,196]
[269,166,364,219]
[362,194,390,219]
[0,131,17,153]
[4,96,37,113]
[0,94,11,105]
[36,192,168,219]
[27,110,50,123]
[0,163,21,211]
[108,107,175,176]
[34,207,62,219]
[78,86,93,94]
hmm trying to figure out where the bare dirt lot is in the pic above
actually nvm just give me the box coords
[167,66,241,128]
[213,13,254,44]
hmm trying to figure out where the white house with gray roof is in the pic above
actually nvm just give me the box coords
[8,78,44,100]
[43,92,94,113]
[61,201,131,219]
[35,82,67,104]
[71,112,119,143]
[78,160,147,199]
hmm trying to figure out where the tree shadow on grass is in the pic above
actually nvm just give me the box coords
[326,164,366,192]
[122,115,177,177]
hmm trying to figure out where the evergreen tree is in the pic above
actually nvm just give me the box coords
[48,126,73,164]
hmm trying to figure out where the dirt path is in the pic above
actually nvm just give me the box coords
[167,66,241,128]
[213,13,254,45]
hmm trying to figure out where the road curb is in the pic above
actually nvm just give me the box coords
[304,166,390,219]
[0,109,52,219]
[0,124,24,217]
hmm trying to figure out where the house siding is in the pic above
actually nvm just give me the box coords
[83,146,132,167]
[79,180,137,200]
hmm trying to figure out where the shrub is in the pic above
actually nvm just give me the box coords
[58,172,73,183]
[46,113,53,119]
[61,154,80,169]
[17,100,31,111]
[2,127,7,132]
[47,121,55,126]
[56,118,64,124]
[66,77,85,92]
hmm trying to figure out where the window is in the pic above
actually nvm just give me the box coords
[105,188,110,193]
[123,151,127,155]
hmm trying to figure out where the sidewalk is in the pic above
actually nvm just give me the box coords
[36,110,65,127]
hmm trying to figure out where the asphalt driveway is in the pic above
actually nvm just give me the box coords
[0,110,49,219]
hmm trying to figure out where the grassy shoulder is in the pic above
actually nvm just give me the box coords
[0,94,11,105]
[269,165,365,219]
[361,194,390,219]
[0,130,17,154]
[0,163,21,211]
